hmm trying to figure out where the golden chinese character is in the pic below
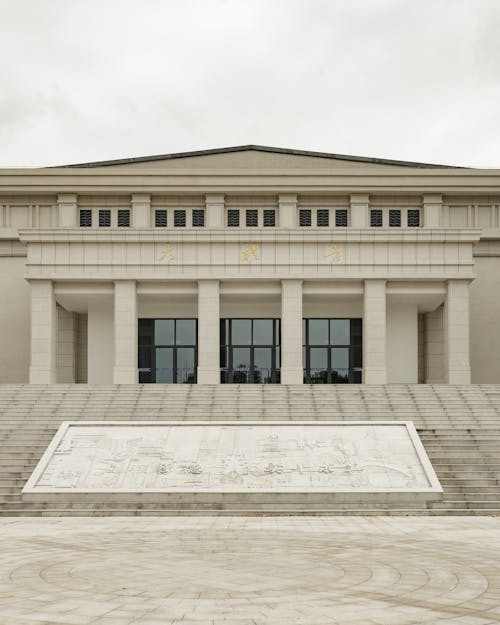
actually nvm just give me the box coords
[324,244,343,263]
[241,242,260,262]
[158,243,176,262]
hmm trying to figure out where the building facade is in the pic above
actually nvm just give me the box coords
[0,145,499,386]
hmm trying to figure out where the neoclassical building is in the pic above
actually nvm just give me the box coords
[0,145,499,387]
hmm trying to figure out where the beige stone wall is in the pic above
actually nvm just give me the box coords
[470,255,500,383]
[0,255,30,382]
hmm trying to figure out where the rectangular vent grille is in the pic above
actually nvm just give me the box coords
[317,209,329,227]
[155,210,167,227]
[389,209,401,227]
[263,209,276,227]
[408,209,421,227]
[117,209,130,227]
[227,209,240,227]
[174,210,186,227]
[99,210,111,227]
[335,209,348,227]
[370,209,383,227]
[192,209,205,227]
[299,209,312,227]
[79,210,92,227]
[246,209,258,227]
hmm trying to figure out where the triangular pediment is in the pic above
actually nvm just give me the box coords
[60,145,454,170]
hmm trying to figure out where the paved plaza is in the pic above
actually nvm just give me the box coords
[1,517,500,625]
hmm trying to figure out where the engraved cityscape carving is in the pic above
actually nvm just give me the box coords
[32,424,432,492]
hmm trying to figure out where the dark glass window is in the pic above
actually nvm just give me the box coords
[317,209,329,227]
[117,209,130,227]
[227,209,240,227]
[389,209,401,227]
[335,209,348,227]
[220,319,280,384]
[299,209,312,226]
[408,209,421,227]
[155,209,167,227]
[79,209,92,227]
[246,209,258,227]
[99,209,111,227]
[263,209,276,227]
[138,319,197,384]
[303,318,362,384]
[192,209,205,227]
[370,209,383,227]
[174,210,186,227]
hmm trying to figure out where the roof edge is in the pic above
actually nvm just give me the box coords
[54,145,466,169]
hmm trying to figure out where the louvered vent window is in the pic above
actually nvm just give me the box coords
[317,209,329,227]
[79,209,92,227]
[227,209,240,227]
[335,209,348,227]
[192,209,205,227]
[117,209,130,227]
[389,209,401,227]
[370,209,383,227]
[155,209,167,227]
[299,209,312,226]
[246,209,258,227]
[263,209,276,227]
[408,209,421,227]
[174,210,186,227]
[99,209,111,227]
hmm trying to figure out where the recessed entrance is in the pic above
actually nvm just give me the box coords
[303,318,362,383]
[220,319,280,383]
[138,319,197,383]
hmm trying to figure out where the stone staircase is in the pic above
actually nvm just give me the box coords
[1,384,500,515]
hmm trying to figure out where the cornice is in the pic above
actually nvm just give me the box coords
[0,168,500,194]
[18,228,482,244]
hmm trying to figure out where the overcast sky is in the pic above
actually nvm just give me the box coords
[1,0,499,168]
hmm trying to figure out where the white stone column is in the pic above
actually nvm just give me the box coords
[281,279,303,384]
[205,194,225,228]
[113,280,137,384]
[363,279,387,384]
[57,194,77,228]
[279,194,297,228]
[423,194,442,227]
[350,194,369,228]
[131,194,151,228]
[29,280,57,383]
[56,305,75,383]
[444,279,471,384]
[197,279,220,384]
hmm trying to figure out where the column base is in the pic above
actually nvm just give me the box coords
[280,367,303,385]
[29,367,57,384]
[447,368,471,384]
[112,367,137,384]
[363,368,387,384]
[197,367,220,384]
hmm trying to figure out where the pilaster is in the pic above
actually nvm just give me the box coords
[363,279,387,384]
[205,194,225,228]
[350,194,369,228]
[131,194,151,228]
[57,194,77,228]
[423,194,442,227]
[444,279,471,384]
[113,280,137,384]
[278,194,297,228]
[29,280,57,383]
[281,279,303,384]
[197,279,220,383]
